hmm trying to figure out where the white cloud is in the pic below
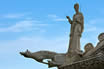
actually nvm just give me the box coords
[87,18,104,25]
[54,18,67,21]
[84,26,97,32]
[0,20,35,32]
[48,14,67,22]
[48,14,58,18]
[0,20,48,32]
[1,12,33,19]
[0,36,69,55]
[2,13,25,19]
[84,18,104,33]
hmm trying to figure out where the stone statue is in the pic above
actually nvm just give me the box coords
[66,3,84,54]
[20,3,104,69]
[63,3,84,65]
[20,50,66,68]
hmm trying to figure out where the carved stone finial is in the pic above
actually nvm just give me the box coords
[98,33,104,42]
[83,43,94,55]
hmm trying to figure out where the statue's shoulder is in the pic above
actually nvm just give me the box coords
[80,12,83,14]
[73,12,83,17]
[79,12,84,19]
[79,12,83,16]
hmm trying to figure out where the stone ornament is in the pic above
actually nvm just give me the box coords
[20,3,104,69]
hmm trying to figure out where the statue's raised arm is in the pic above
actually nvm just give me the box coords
[66,16,72,24]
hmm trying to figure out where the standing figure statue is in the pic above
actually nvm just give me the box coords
[66,3,84,54]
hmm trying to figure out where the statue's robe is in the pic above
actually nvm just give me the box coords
[68,12,84,54]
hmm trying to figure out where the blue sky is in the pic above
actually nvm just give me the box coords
[0,0,104,69]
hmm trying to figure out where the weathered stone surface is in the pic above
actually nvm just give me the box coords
[59,33,104,69]
[59,53,104,69]
[20,50,66,68]
[20,3,104,69]
[67,3,84,54]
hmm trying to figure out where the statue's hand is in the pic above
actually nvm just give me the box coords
[66,16,72,24]
[66,16,70,19]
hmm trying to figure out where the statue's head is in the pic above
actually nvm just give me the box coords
[74,3,79,13]
[98,33,104,42]
[84,43,94,52]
